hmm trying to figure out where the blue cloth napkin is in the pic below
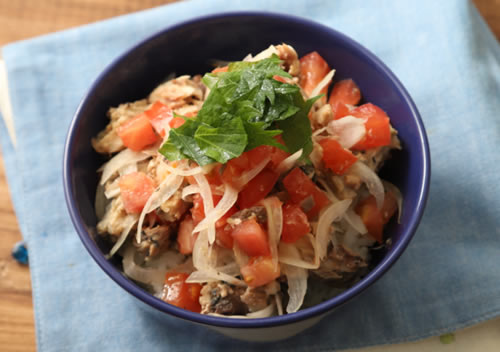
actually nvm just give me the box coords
[1,0,500,351]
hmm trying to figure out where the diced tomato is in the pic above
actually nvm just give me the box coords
[231,218,270,257]
[268,136,290,169]
[281,203,310,243]
[211,66,228,73]
[118,114,160,151]
[299,51,331,100]
[191,193,223,226]
[118,172,156,214]
[190,194,205,226]
[237,169,280,209]
[162,272,202,312]
[216,223,234,249]
[355,191,398,243]
[169,116,186,129]
[282,167,330,219]
[144,101,173,137]
[329,79,361,119]
[332,102,351,120]
[318,138,357,175]
[222,146,271,189]
[204,164,223,186]
[190,193,237,228]
[273,75,287,83]
[246,145,273,166]
[177,214,197,255]
[215,205,237,229]
[349,103,391,150]
[240,256,280,288]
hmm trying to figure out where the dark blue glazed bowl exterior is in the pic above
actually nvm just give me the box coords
[63,12,430,341]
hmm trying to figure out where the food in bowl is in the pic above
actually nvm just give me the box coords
[92,43,402,317]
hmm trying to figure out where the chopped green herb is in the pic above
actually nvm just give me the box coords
[159,55,316,165]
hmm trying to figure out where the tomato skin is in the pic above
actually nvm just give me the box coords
[145,101,173,137]
[354,191,398,243]
[268,136,290,169]
[211,66,228,73]
[169,116,186,129]
[162,272,202,312]
[237,169,280,209]
[119,172,156,214]
[299,51,331,99]
[216,223,234,249]
[231,218,270,257]
[333,102,351,120]
[329,79,361,120]
[118,114,160,151]
[349,103,391,150]
[177,215,197,255]
[281,204,311,243]
[318,138,358,175]
[190,194,205,226]
[240,256,280,288]
[273,75,288,83]
[282,168,330,219]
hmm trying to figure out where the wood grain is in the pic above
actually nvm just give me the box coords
[0,1,498,351]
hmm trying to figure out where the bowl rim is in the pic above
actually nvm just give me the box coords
[63,10,431,329]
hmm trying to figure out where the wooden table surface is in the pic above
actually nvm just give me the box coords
[0,1,498,350]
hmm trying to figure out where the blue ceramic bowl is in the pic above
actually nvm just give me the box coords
[63,12,430,342]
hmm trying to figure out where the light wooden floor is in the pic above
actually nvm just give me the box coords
[0,0,498,350]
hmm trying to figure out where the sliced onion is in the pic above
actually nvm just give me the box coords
[233,156,270,189]
[118,163,138,176]
[316,199,352,259]
[194,173,216,243]
[163,162,205,176]
[316,178,367,234]
[282,264,308,313]
[260,197,283,269]
[310,69,335,98]
[278,234,320,269]
[181,184,201,200]
[136,174,184,243]
[99,148,151,185]
[275,149,302,175]
[350,161,385,208]
[122,245,167,293]
[94,182,108,220]
[382,180,403,223]
[312,126,327,137]
[344,209,368,234]
[192,230,213,270]
[185,269,246,287]
[215,262,241,276]
[327,115,366,149]
[249,45,278,62]
[245,302,276,318]
[106,214,138,258]
[192,184,238,235]
[104,178,121,199]
[233,243,250,268]
[341,226,375,261]
[309,142,323,169]
[275,294,284,316]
